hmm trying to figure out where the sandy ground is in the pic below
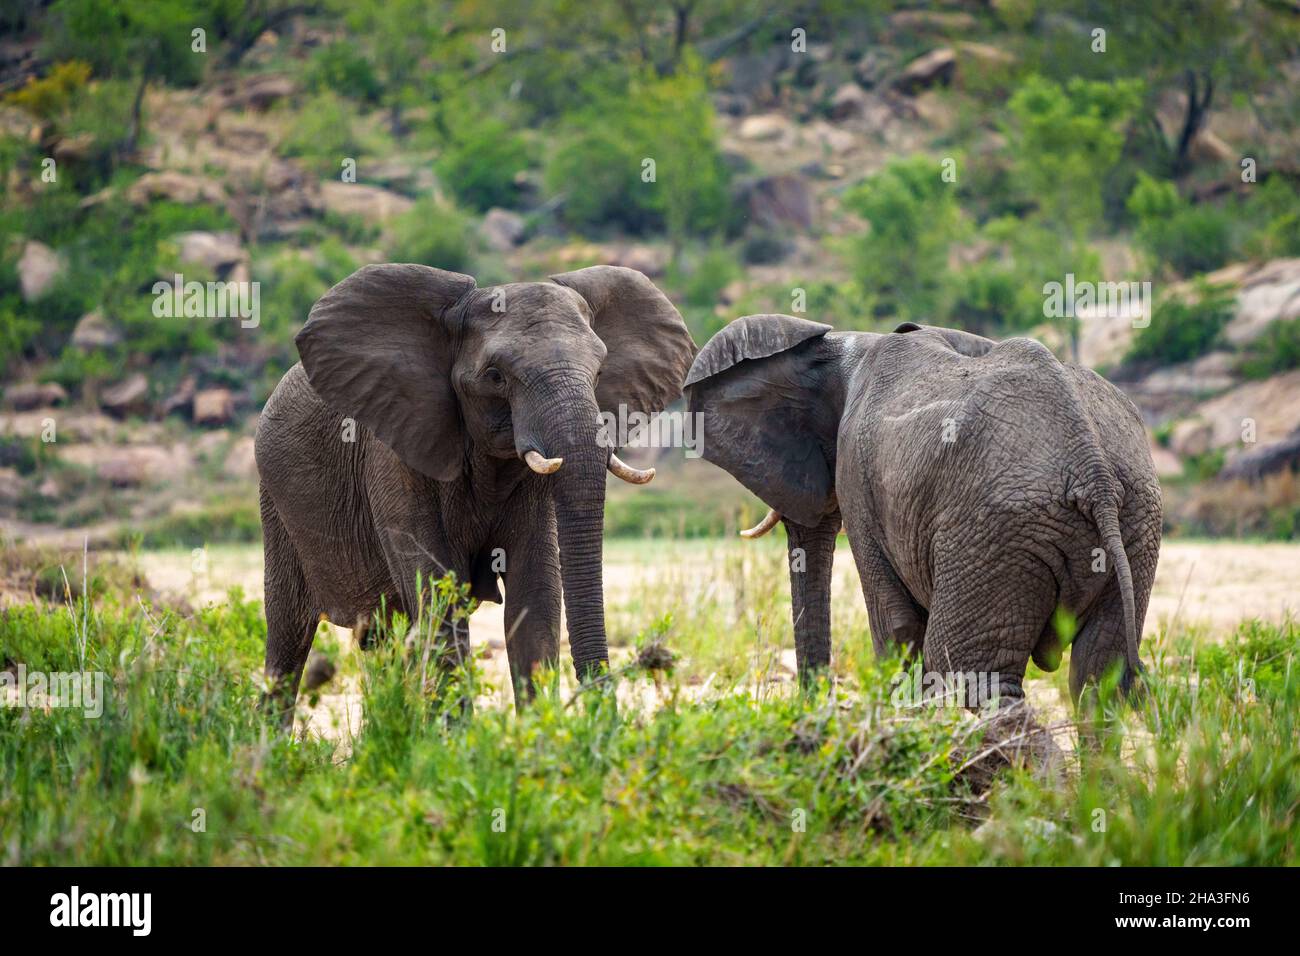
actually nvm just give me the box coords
[136,537,1300,640]
[123,538,1298,746]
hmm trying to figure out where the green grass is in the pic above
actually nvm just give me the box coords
[1,553,1297,865]
[115,501,263,550]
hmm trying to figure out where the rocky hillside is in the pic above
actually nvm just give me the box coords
[2,2,1299,546]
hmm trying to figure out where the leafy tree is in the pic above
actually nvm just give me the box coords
[545,58,730,250]
[844,156,966,322]
[1004,74,1142,231]
[1000,75,1140,356]
[1030,0,1300,176]
[339,0,479,135]
[436,116,529,212]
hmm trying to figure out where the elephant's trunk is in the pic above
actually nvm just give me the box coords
[521,375,610,681]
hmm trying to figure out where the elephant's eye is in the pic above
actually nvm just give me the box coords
[484,366,505,387]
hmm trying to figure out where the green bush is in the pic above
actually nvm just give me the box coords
[3,60,91,118]
[436,118,529,212]
[42,0,207,86]
[545,60,731,241]
[280,92,370,178]
[844,156,966,321]
[946,260,1023,334]
[122,501,263,549]
[1241,178,1300,260]
[386,197,475,273]
[253,240,358,362]
[0,195,235,375]
[967,217,1107,338]
[306,42,382,103]
[675,245,739,310]
[1005,75,1142,231]
[740,230,791,265]
[1125,281,1235,365]
[548,124,653,232]
[1240,317,1300,380]
[1127,173,1233,275]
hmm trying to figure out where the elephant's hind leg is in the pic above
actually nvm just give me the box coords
[922,550,1057,707]
[260,489,317,729]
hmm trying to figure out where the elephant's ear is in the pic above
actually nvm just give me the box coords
[685,315,838,527]
[550,266,696,417]
[893,321,995,358]
[295,263,476,481]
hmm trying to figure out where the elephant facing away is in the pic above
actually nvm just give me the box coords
[685,316,1161,709]
[256,264,696,721]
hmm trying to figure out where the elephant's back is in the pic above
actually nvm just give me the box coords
[859,337,1147,517]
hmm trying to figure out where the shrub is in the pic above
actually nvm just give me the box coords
[675,245,739,310]
[123,501,263,549]
[844,156,966,321]
[386,197,475,273]
[548,124,653,232]
[1005,75,1142,231]
[436,118,529,212]
[946,261,1023,334]
[740,230,791,265]
[306,42,382,103]
[1,195,235,375]
[253,240,358,361]
[280,92,368,177]
[1125,281,1235,365]
[545,60,730,241]
[1240,317,1300,380]
[42,0,206,86]
[1127,173,1233,275]
[4,60,91,118]
[1241,178,1300,260]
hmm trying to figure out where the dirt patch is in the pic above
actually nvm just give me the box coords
[123,538,1298,747]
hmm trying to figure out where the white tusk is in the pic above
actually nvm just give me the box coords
[524,449,563,474]
[740,508,782,539]
[608,453,654,484]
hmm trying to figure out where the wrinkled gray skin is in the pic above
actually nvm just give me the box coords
[256,263,695,721]
[686,316,1162,709]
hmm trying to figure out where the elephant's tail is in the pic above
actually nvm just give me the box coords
[1093,501,1140,673]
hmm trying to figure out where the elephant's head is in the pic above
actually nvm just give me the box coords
[684,314,858,531]
[684,316,994,533]
[295,263,696,679]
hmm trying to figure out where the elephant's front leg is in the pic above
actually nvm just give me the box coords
[369,498,475,710]
[783,511,841,686]
[500,500,562,709]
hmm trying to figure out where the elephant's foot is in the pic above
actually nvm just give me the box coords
[957,697,1068,794]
